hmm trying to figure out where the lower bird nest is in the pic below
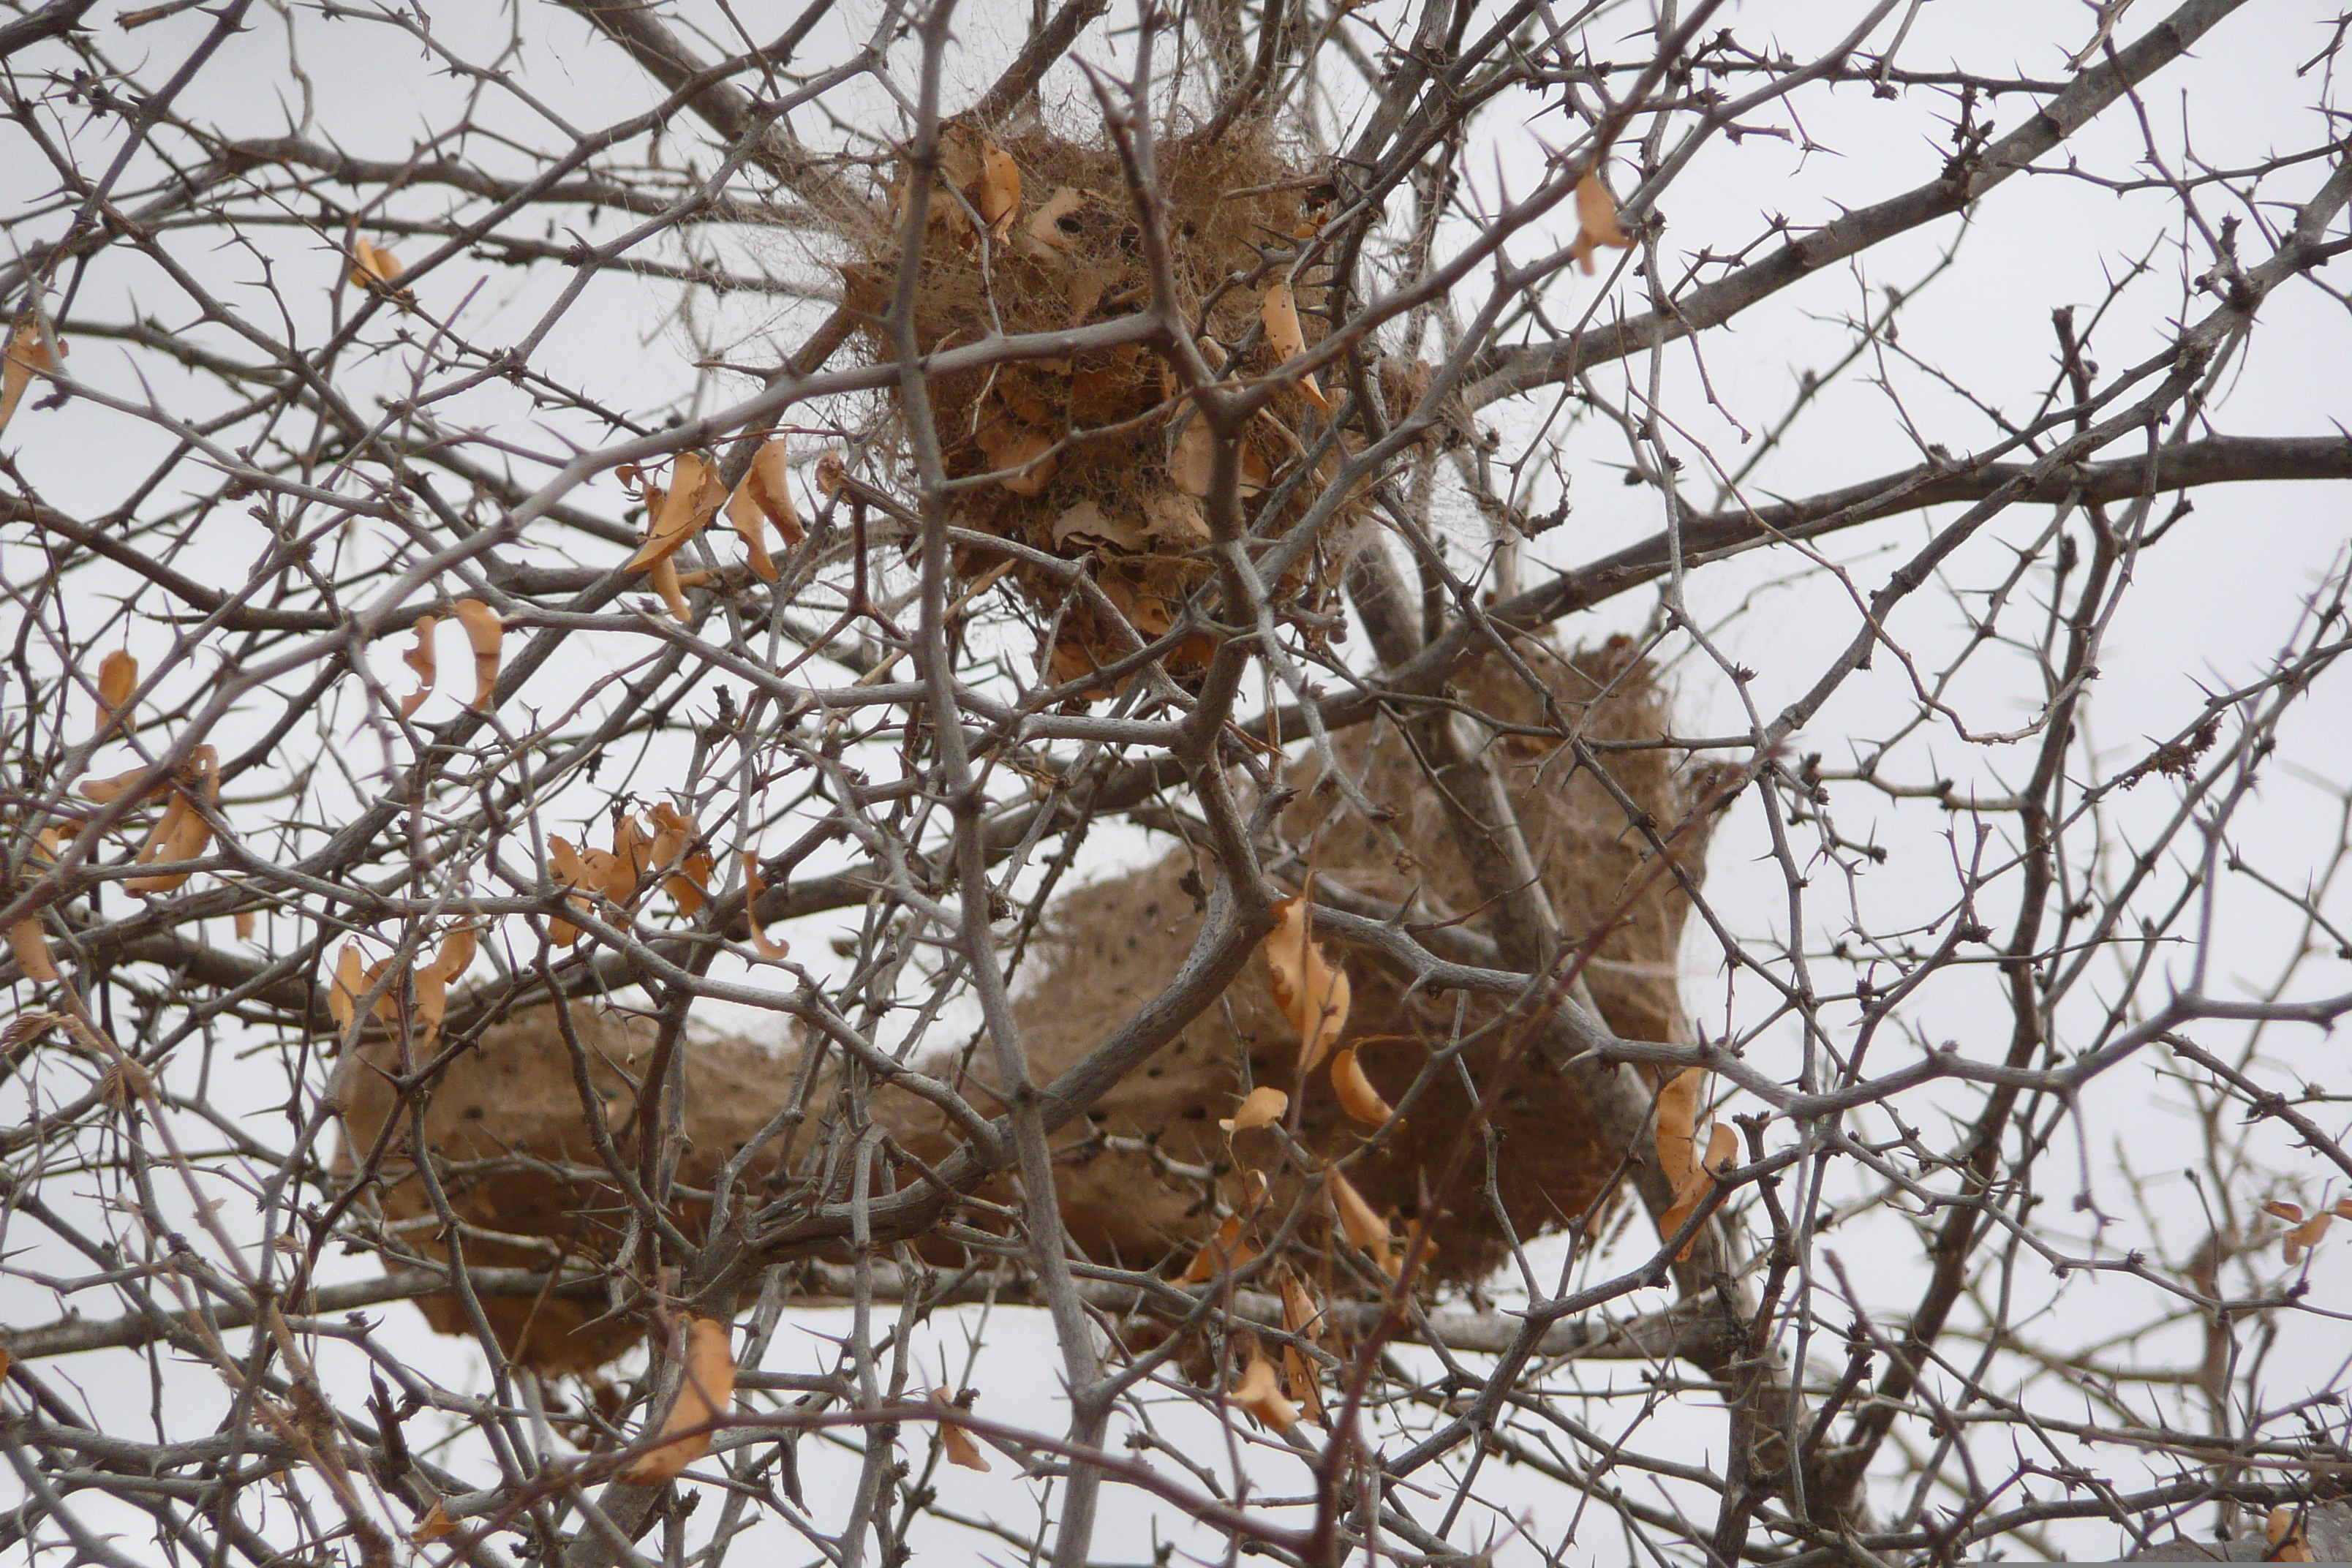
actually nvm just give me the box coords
[843,118,1367,688]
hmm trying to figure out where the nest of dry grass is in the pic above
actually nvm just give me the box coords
[840,116,1371,687]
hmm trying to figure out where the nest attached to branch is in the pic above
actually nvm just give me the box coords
[840,116,1373,687]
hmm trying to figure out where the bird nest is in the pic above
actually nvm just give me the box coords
[840,116,1365,690]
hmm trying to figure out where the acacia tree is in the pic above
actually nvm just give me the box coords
[2,0,2351,1564]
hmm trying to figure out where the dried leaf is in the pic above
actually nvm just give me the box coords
[815,451,846,497]
[80,763,160,805]
[1141,490,1209,546]
[10,918,59,983]
[2285,1210,2334,1264]
[399,615,437,717]
[125,746,218,893]
[96,650,137,737]
[977,140,1021,238]
[1281,1275,1325,1341]
[1178,1213,1259,1284]
[547,835,595,946]
[627,453,725,572]
[611,814,652,905]
[411,1504,456,1545]
[2263,1199,2305,1224]
[1260,281,1328,410]
[1327,1165,1396,1274]
[1262,897,1351,1070]
[329,942,365,1033]
[620,1315,735,1487]
[739,851,789,958]
[234,908,257,942]
[1,314,61,436]
[1219,1085,1288,1134]
[648,803,713,915]
[723,439,802,584]
[1232,1351,1298,1433]
[1659,1123,1737,1260]
[1655,1068,1703,1191]
[2337,1198,2352,1220]
[649,555,692,622]
[1050,500,1145,553]
[976,413,1058,496]
[1169,412,1214,497]
[1282,1343,1324,1427]
[450,600,502,711]
[426,925,475,984]
[932,1389,992,1471]
[2267,1507,2314,1561]
[1026,186,1085,250]
[347,238,414,307]
[1570,169,1632,276]
[1330,1047,1395,1126]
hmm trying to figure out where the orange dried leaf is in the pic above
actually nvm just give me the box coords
[96,650,137,737]
[2337,1198,2352,1220]
[234,908,257,942]
[620,1316,734,1487]
[976,415,1057,496]
[1282,1343,1324,1427]
[724,439,802,583]
[426,925,475,983]
[649,555,692,622]
[1659,1123,1736,1260]
[78,764,158,805]
[1026,187,1085,250]
[1219,1085,1287,1134]
[1179,1213,1258,1284]
[1281,1275,1325,1341]
[1260,280,1327,410]
[1262,897,1351,1069]
[399,615,437,718]
[1327,1165,1393,1264]
[977,141,1021,238]
[347,238,414,307]
[739,851,788,958]
[1,314,61,436]
[610,814,651,905]
[2285,1210,2334,1263]
[10,918,59,983]
[2262,1199,2305,1224]
[815,451,846,497]
[627,453,724,571]
[1169,412,1213,498]
[1571,169,1632,275]
[329,942,364,1032]
[411,1503,456,1545]
[1232,1352,1298,1433]
[1655,1068,1703,1190]
[449,600,502,711]
[932,1389,992,1471]
[1331,1047,1395,1126]
[648,803,713,915]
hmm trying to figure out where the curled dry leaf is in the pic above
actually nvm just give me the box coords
[2263,1199,2305,1224]
[1219,1085,1288,1134]
[96,650,137,738]
[977,140,1021,238]
[399,615,437,717]
[347,238,415,309]
[739,851,789,958]
[1282,1343,1324,1428]
[1,313,62,436]
[723,438,803,583]
[328,942,366,1034]
[815,451,846,497]
[648,803,714,915]
[1327,1165,1398,1275]
[1026,186,1085,250]
[2266,1507,2315,1561]
[1570,169,1633,276]
[410,1504,456,1545]
[80,763,162,806]
[1281,1275,1326,1342]
[449,600,502,711]
[2284,1210,2334,1264]
[627,453,725,573]
[234,908,256,942]
[546,835,597,945]
[1259,280,1328,411]
[1169,410,1214,497]
[1262,897,1351,1070]
[649,555,692,622]
[976,412,1058,496]
[609,813,651,905]
[125,745,218,894]
[932,1389,992,1471]
[1659,1123,1737,1261]
[1232,1351,1298,1433]
[1655,1067,1703,1190]
[10,917,59,983]
[1178,1213,1259,1284]
[619,1315,735,1487]
[1330,1047,1395,1126]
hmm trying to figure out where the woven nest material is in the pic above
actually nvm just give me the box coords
[883,636,1716,1286]
[336,1006,796,1373]
[841,117,1384,688]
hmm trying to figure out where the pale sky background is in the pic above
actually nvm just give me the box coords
[3,1,2350,1562]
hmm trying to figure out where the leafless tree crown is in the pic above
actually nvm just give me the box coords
[1,0,2350,1564]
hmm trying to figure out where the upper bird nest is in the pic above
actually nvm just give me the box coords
[841,116,1363,689]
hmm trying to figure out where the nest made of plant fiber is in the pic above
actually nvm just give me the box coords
[840,116,1367,690]
[335,1004,798,1373]
[868,636,1722,1293]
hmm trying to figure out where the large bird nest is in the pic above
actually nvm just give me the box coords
[840,116,1371,688]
